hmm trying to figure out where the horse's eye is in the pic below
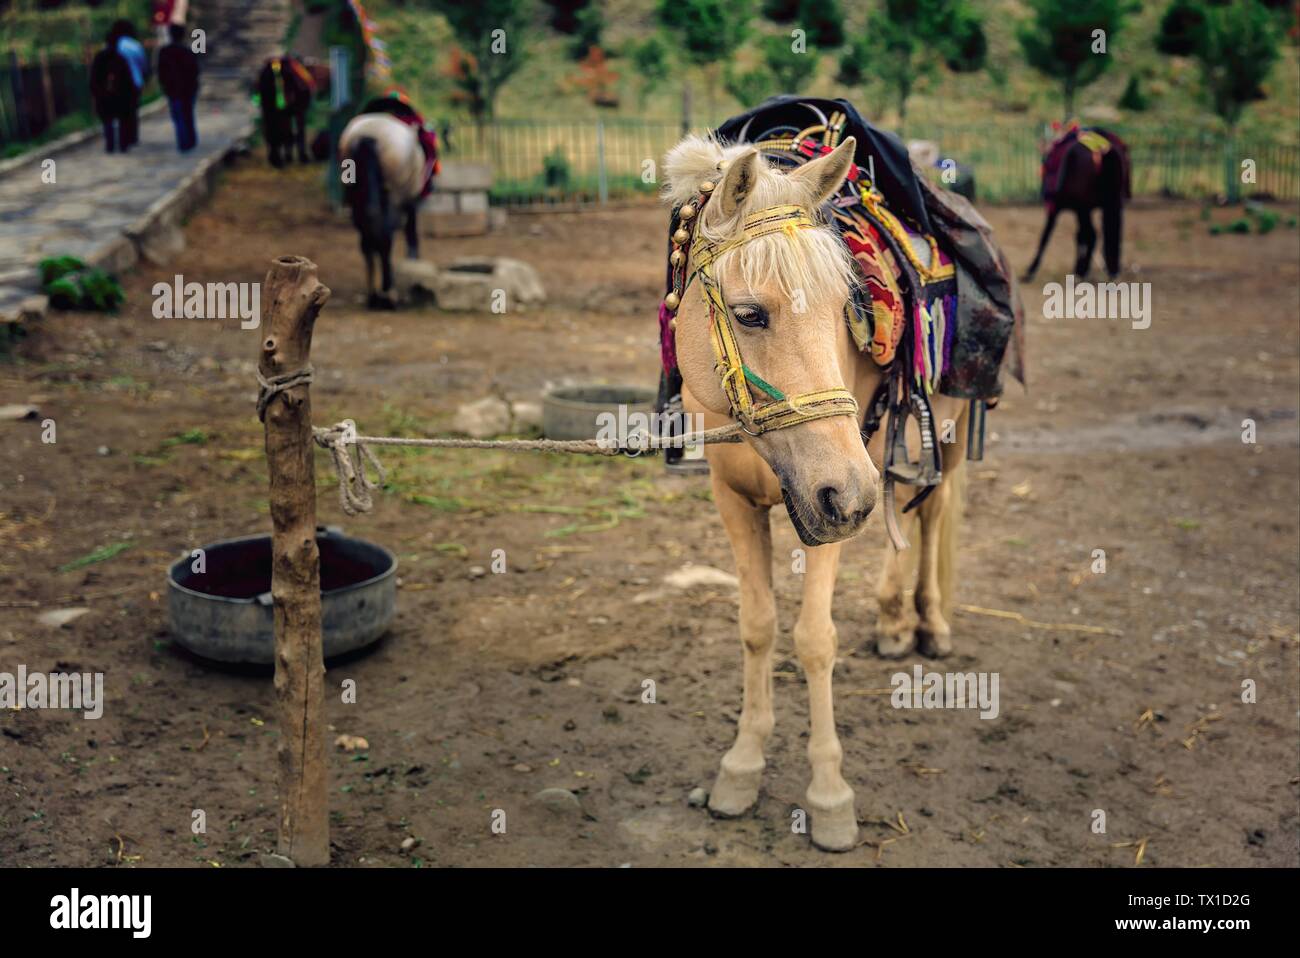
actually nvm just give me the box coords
[732,305,768,329]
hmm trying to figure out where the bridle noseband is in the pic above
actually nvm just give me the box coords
[662,176,859,436]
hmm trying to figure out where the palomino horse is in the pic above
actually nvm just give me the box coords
[257,55,316,168]
[662,135,970,850]
[338,112,427,308]
[1023,125,1130,281]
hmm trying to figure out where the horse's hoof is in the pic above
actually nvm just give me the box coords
[875,628,916,659]
[916,625,953,659]
[367,293,396,311]
[807,792,859,852]
[707,761,763,818]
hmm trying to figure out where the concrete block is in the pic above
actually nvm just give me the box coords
[458,191,488,214]
[436,162,492,192]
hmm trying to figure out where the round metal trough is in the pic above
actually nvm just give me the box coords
[542,384,657,441]
[167,527,396,665]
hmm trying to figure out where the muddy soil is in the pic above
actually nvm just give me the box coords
[2,160,1297,867]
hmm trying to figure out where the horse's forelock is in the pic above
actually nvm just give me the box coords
[663,134,855,304]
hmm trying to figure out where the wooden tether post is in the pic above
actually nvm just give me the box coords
[258,256,331,866]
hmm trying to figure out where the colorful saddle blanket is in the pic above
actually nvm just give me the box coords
[1041,122,1131,208]
[707,96,1022,400]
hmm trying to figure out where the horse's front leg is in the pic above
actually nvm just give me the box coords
[707,478,777,819]
[795,541,858,851]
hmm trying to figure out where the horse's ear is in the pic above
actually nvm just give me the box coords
[718,148,761,218]
[787,136,856,207]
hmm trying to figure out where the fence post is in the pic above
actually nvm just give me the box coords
[596,119,608,206]
[258,256,332,867]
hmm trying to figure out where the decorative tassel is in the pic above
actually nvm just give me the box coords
[935,297,946,389]
[941,293,956,377]
[658,300,677,373]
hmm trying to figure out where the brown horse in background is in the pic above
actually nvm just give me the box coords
[1023,126,1131,281]
[257,55,316,168]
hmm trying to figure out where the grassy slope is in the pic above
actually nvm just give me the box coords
[365,0,1298,142]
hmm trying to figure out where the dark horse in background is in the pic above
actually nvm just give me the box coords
[257,55,317,167]
[338,98,439,308]
[1023,125,1131,281]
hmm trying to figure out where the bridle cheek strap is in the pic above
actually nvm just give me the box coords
[689,204,859,436]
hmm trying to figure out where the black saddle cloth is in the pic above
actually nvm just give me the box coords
[715,96,933,237]
[715,95,1024,397]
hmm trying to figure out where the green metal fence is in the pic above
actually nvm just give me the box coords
[443,117,1300,208]
[442,117,680,208]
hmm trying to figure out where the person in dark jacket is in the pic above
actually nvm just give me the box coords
[113,20,148,149]
[158,23,200,151]
[89,22,138,153]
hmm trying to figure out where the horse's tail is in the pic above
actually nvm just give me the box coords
[937,403,969,624]
[350,136,388,241]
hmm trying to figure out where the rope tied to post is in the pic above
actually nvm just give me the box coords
[259,361,745,517]
[312,420,387,516]
[306,418,746,517]
[256,365,315,422]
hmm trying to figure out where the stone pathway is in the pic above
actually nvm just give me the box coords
[0,97,254,319]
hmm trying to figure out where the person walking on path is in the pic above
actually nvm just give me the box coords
[89,23,138,153]
[115,20,149,149]
[158,23,200,152]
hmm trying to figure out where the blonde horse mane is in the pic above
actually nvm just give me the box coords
[662,134,857,304]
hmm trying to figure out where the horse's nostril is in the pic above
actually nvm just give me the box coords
[817,485,844,523]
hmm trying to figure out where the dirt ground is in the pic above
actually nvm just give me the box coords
[2,159,1297,868]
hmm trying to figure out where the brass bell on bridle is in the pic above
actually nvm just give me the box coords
[672,228,689,245]
[664,291,681,311]
[670,249,684,267]
[679,203,696,220]
[699,180,715,193]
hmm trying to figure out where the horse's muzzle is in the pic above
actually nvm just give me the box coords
[782,480,875,547]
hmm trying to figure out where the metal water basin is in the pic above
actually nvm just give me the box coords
[167,527,396,664]
[542,384,656,441]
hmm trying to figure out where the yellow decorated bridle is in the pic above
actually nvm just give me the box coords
[662,182,859,436]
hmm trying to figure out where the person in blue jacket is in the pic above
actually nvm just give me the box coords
[111,19,149,150]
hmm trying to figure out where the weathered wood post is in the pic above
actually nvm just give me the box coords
[257,256,331,866]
